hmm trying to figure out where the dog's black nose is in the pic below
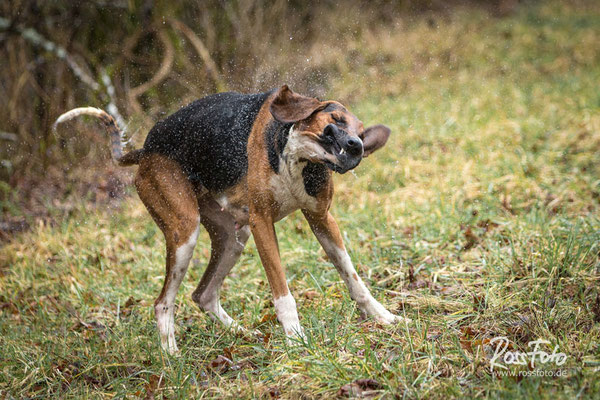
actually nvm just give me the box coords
[346,137,363,156]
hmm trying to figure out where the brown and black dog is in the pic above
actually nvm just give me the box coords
[55,85,408,353]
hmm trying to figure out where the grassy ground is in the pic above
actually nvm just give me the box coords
[2,1,600,398]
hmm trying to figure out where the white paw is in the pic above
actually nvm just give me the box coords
[284,324,306,344]
[274,293,305,344]
[360,298,411,325]
[228,319,246,332]
[374,310,411,325]
[156,306,180,355]
[160,333,180,355]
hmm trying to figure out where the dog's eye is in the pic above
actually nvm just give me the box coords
[332,115,346,125]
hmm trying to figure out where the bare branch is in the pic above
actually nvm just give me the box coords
[0,16,128,130]
[127,29,174,119]
[128,29,174,98]
[0,131,18,141]
[0,17,100,91]
[168,18,227,92]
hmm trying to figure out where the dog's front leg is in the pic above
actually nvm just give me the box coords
[303,210,408,324]
[250,211,305,340]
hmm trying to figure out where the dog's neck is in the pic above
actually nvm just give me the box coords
[267,126,331,221]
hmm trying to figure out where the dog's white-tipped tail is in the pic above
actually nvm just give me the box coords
[53,107,107,131]
[53,106,142,166]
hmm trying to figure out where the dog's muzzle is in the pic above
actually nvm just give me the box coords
[320,124,364,174]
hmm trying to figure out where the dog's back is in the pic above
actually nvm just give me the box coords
[143,90,274,192]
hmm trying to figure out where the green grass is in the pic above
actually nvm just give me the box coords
[2,1,600,398]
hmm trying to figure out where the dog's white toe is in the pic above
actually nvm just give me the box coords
[284,325,306,345]
[358,296,410,325]
[374,311,411,325]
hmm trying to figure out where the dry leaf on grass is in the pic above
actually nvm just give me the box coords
[462,226,479,250]
[260,313,277,324]
[209,355,233,372]
[268,386,281,398]
[263,332,272,345]
[223,346,234,361]
[338,378,382,397]
[407,265,429,289]
[120,296,140,317]
[143,374,164,400]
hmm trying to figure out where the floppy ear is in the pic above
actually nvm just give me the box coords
[360,125,391,157]
[270,85,323,123]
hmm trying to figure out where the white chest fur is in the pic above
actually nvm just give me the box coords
[269,129,319,221]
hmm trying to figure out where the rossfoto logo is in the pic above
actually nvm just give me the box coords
[489,336,567,377]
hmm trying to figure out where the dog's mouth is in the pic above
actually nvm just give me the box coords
[319,124,363,174]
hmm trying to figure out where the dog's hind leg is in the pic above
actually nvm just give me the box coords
[192,194,250,328]
[135,154,201,354]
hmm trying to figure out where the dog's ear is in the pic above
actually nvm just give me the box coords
[360,125,391,157]
[270,85,323,123]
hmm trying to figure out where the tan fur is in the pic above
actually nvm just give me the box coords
[135,154,200,297]
[302,209,345,251]
[296,101,363,139]
[248,92,289,299]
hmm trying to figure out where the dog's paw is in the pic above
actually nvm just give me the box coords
[160,339,180,355]
[375,311,411,325]
[284,324,306,345]
[229,320,247,333]
[360,297,411,325]
[369,306,411,325]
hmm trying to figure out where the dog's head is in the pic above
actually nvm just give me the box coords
[270,85,391,174]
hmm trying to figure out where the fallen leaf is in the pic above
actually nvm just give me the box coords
[472,293,487,311]
[461,326,476,337]
[463,226,478,250]
[402,226,415,237]
[124,296,140,308]
[477,219,499,231]
[121,296,140,317]
[338,378,382,397]
[0,300,19,314]
[303,290,319,300]
[209,355,233,372]
[260,313,277,324]
[263,332,272,345]
[460,338,473,353]
[143,374,164,400]
[223,346,234,361]
[268,387,281,398]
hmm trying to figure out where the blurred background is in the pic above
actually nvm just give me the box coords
[0,0,520,239]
